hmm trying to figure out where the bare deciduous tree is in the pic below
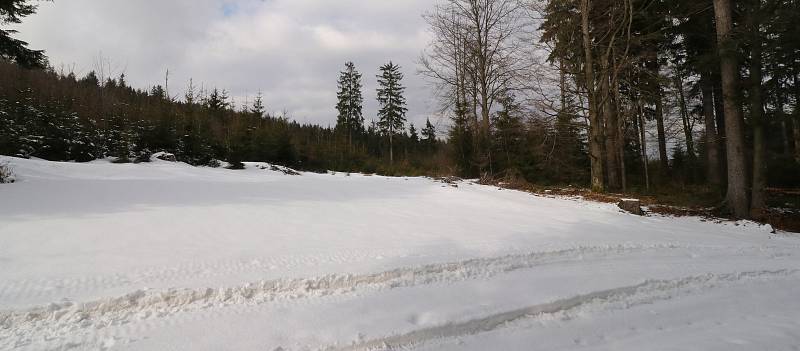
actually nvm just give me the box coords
[420,0,526,136]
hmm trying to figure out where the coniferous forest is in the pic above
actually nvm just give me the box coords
[2,0,800,221]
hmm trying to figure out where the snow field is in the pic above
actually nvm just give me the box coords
[0,156,798,350]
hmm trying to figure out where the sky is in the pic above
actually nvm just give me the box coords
[15,0,440,129]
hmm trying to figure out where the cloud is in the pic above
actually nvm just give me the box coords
[14,0,439,127]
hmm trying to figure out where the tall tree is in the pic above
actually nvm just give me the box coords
[712,0,750,218]
[421,0,523,134]
[700,71,722,187]
[579,0,605,192]
[251,91,265,119]
[0,0,47,68]
[747,0,767,217]
[376,62,408,165]
[674,0,723,188]
[206,88,229,112]
[335,62,364,149]
[674,72,695,166]
[647,50,670,175]
[795,74,800,163]
[422,118,437,145]
[409,123,419,143]
[185,79,196,105]
[420,0,525,171]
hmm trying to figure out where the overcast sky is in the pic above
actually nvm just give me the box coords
[15,0,440,129]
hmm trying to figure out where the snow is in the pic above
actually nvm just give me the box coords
[0,156,798,351]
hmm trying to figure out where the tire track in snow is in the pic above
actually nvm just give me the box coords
[2,242,793,310]
[329,269,800,351]
[2,244,795,350]
[0,249,393,308]
[0,243,696,348]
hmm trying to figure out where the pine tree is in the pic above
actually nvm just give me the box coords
[376,61,407,165]
[409,124,419,143]
[335,62,364,149]
[185,79,196,105]
[422,118,436,145]
[151,85,166,100]
[712,0,749,218]
[449,101,475,176]
[252,91,266,118]
[0,0,46,68]
[80,71,99,87]
[492,95,526,175]
[206,88,229,111]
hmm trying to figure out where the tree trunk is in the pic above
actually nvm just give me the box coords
[700,71,722,188]
[713,77,729,182]
[602,68,621,190]
[749,8,766,218]
[675,73,695,163]
[655,91,669,174]
[638,100,650,191]
[615,76,627,192]
[713,0,750,218]
[581,0,605,192]
[647,50,669,175]
[795,117,800,164]
[778,104,790,155]
[713,78,726,140]
[795,74,800,163]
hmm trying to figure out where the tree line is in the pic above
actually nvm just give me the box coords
[0,59,448,175]
[420,0,800,219]
[1,1,448,175]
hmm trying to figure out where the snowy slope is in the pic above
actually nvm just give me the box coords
[0,156,798,350]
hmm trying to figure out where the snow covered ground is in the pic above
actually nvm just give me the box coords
[1,156,799,351]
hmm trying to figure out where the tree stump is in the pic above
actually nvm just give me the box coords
[618,199,644,216]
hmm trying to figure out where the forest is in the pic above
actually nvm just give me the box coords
[2,0,800,220]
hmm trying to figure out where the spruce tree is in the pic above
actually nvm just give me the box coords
[252,91,266,118]
[422,118,436,145]
[0,0,46,68]
[206,88,229,111]
[151,85,166,100]
[376,61,407,165]
[335,62,364,149]
[185,79,196,105]
[491,95,526,175]
[409,124,419,143]
[449,102,474,176]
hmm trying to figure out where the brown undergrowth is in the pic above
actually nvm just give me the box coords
[477,176,800,234]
